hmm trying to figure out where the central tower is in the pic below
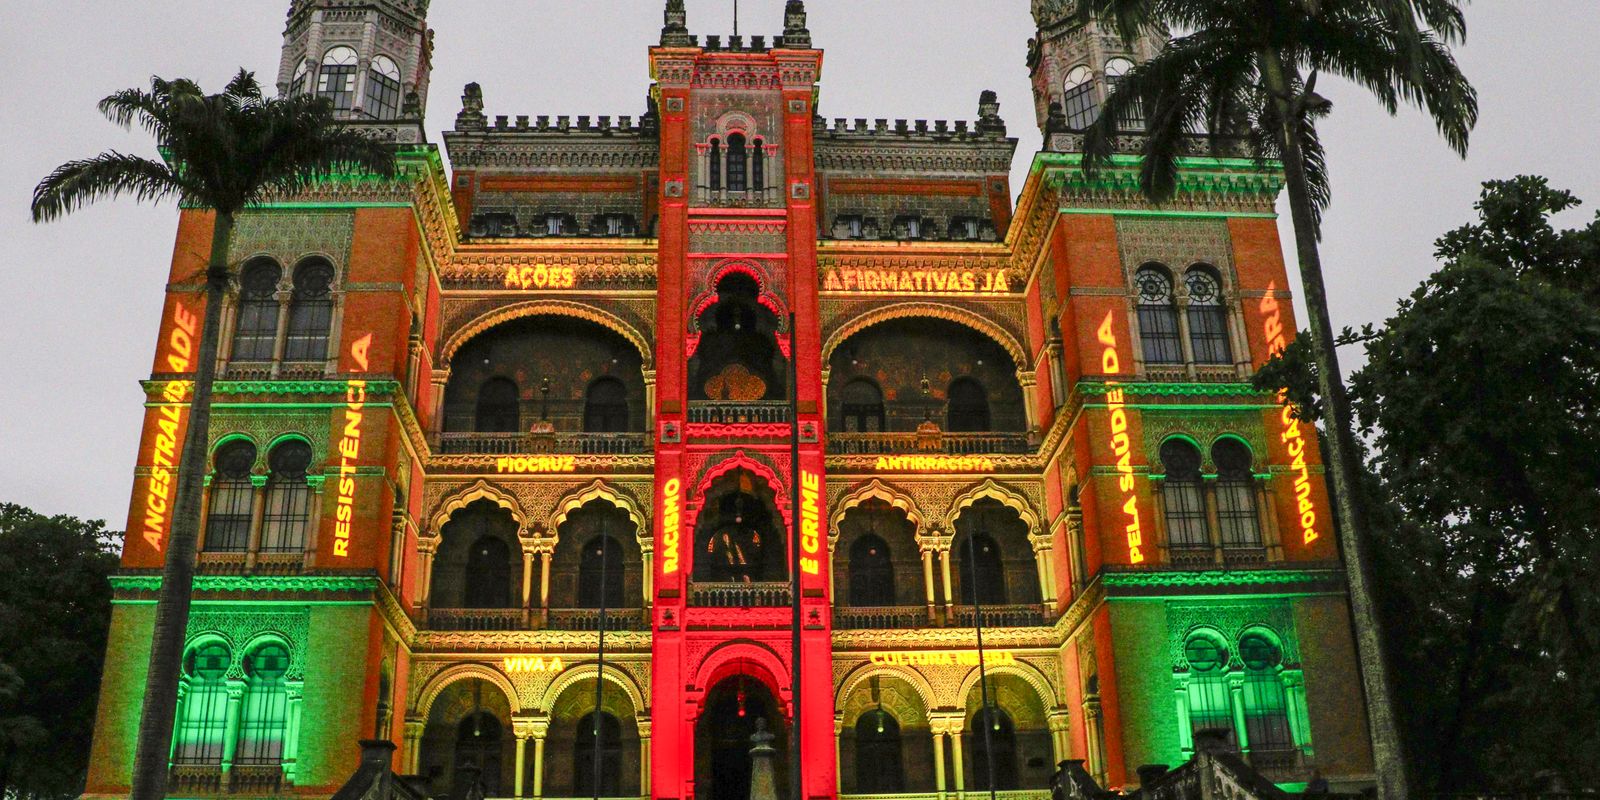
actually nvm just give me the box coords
[648,2,835,799]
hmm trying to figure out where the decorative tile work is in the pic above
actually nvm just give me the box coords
[185,606,312,681]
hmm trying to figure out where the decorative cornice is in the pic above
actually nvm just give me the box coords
[424,454,657,474]
[1075,380,1272,399]
[1099,565,1347,592]
[111,574,383,593]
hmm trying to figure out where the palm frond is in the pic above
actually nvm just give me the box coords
[31,152,186,222]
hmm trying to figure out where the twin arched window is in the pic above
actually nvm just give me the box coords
[1181,631,1298,753]
[365,55,402,119]
[204,438,315,554]
[1159,437,1263,552]
[317,46,359,112]
[230,256,336,364]
[706,133,766,193]
[174,641,293,767]
[1134,263,1234,367]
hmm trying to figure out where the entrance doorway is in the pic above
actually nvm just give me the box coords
[694,674,788,800]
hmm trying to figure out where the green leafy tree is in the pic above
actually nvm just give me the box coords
[0,504,122,800]
[30,71,395,800]
[1257,177,1600,791]
[1075,1,1478,794]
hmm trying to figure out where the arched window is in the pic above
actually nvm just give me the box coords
[583,377,630,433]
[575,711,623,797]
[174,642,231,764]
[465,536,512,609]
[708,138,723,191]
[317,46,359,112]
[237,642,290,765]
[1184,634,1235,743]
[1239,634,1293,751]
[968,706,1018,790]
[958,532,1007,605]
[848,534,895,606]
[290,60,312,96]
[840,378,885,433]
[454,712,503,796]
[365,55,402,119]
[947,378,990,432]
[855,710,905,792]
[1062,65,1097,129]
[1185,266,1233,364]
[284,258,334,361]
[1136,264,1182,364]
[751,138,766,191]
[1105,57,1144,129]
[232,259,282,362]
[1213,438,1262,547]
[260,439,313,553]
[205,439,257,552]
[475,377,521,432]
[577,535,626,609]
[1160,439,1209,550]
[725,133,748,192]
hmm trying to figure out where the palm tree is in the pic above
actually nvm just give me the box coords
[32,70,395,800]
[1073,1,1477,797]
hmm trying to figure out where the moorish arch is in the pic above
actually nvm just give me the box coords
[945,478,1042,533]
[415,661,523,717]
[428,479,528,537]
[439,299,654,368]
[689,259,790,324]
[828,479,925,550]
[539,660,648,716]
[834,660,938,715]
[689,639,792,710]
[548,480,649,546]
[952,657,1061,711]
[821,302,1028,371]
[685,450,793,531]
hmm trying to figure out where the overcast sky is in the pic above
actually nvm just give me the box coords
[2,1,1597,527]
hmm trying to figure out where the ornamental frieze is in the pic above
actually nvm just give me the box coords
[439,252,658,291]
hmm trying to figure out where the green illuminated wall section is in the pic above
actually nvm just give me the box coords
[85,605,155,794]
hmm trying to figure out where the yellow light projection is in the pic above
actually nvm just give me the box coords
[1259,285,1320,545]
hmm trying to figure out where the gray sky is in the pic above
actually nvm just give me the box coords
[2,1,1597,526]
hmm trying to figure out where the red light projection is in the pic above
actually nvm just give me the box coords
[141,302,199,551]
[1097,311,1145,564]
[1259,286,1320,545]
[659,477,683,574]
[799,469,821,575]
[332,333,372,558]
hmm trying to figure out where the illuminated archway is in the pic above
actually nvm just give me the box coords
[822,302,1027,370]
[549,480,649,546]
[415,662,522,716]
[945,478,1041,532]
[429,479,526,537]
[440,300,654,368]
[828,479,924,549]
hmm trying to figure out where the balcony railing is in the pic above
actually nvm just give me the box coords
[545,607,650,631]
[687,401,792,424]
[427,607,528,631]
[435,431,649,455]
[833,605,929,629]
[689,581,793,607]
[949,604,1049,628]
[827,431,1031,456]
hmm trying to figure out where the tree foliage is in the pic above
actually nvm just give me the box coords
[0,504,121,800]
[1255,177,1600,791]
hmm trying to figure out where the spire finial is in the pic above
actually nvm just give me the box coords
[782,0,811,48]
[661,0,691,47]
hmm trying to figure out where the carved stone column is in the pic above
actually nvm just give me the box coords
[403,716,425,775]
[1046,708,1073,763]
[1028,532,1057,605]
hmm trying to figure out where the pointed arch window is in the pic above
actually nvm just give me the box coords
[1213,438,1262,548]
[708,138,723,191]
[365,55,402,119]
[1185,266,1233,364]
[840,378,885,433]
[1183,634,1236,743]
[725,133,748,192]
[751,138,766,191]
[968,706,1018,790]
[958,532,1007,605]
[464,535,512,609]
[1062,65,1097,129]
[260,440,313,553]
[237,642,290,765]
[848,534,895,606]
[173,642,231,765]
[575,711,623,797]
[947,377,990,432]
[583,377,630,433]
[1136,264,1183,364]
[1240,634,1294,751]
[232,259,282,362]
[284,258,334,362]
[204,439,257,552]
[1160,439,1209,549]
[475,377,521,432]
[317,46,359,112]
[577,535,626,608]
[855,710,905,792]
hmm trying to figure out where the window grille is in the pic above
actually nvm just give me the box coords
[1185,267,1233,364]
[364,55,402,119]
[173,643,231,764]
[1136,265,1183,364]
[236,644,290,765]
[1240,635,1294,750]
[232,259,281,361]
[284,259,334,361]
[1160,439,1209,548]
[205,440,257,552]
[260,440,312,553]
[1213,439,1262,547]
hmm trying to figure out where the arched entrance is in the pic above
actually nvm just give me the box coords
[695,672,789,800]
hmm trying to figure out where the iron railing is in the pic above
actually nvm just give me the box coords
[833,605,930,629]
[689,581,793,607]
[434,431,649,455]
[427,608,528,631]
[686,401,792,424]
[827,431,1031,455]
[949,603,1049,628]
[544,607,651,631]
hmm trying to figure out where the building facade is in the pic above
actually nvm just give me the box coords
[85,1,1375,798]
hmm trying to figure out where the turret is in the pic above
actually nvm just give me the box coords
[276,0,433,122]
[661,0,692,47]
[1027,0,1163,136]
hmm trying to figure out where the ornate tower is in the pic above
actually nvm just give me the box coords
[1026,0,1163,138]
[276,0,433,121]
